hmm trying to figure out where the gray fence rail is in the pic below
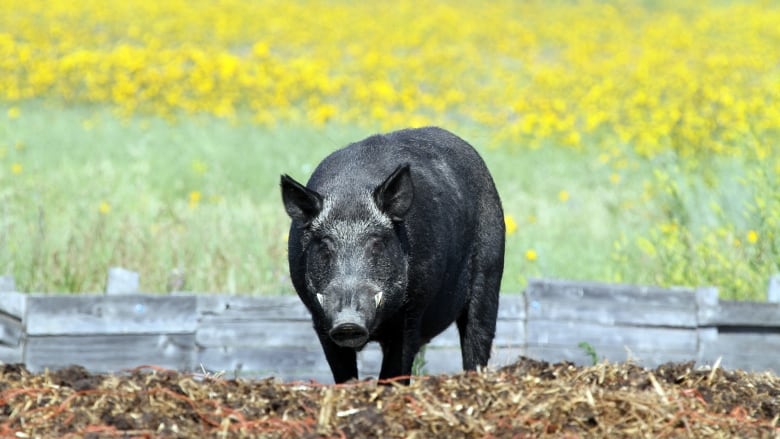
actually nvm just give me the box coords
[0,271,778,382]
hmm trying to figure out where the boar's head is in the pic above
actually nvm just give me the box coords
[281,165,413,349]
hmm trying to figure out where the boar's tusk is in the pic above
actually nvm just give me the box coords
[317,293,325,306]
[374,291,383,308]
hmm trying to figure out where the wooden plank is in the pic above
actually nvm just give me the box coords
[0,345,23,364]
[526,279,697,327]
[25,294,197,335]
[4,279,778,378]
[526,278,698,304]
[25,334,196,373]
[494,319,525,348]
[697,355,779,374]
[197,299,523,348]
[195,294,311,320]
[438,347,512,371]
[698,334,780,374]
[441,322,518,348]
[487,347,528,369]
[197,345,331,381]
[420,298,526,348]
[0,292,27,320]
[199,344,527,383]
[198,293,524,322]
[275,371,335,383]
[422,346,526,375]
[340,344,526,380]
[426,324,460,347]
[526,301,698,328]
[0,312,23,347]
[526,320,698,352]
[698,300,780,327]
[527,345,698,368]
[420,347,465,375]
[497,294,525,319]
[196,320,317,348]
[700,332,780,356]
[350,346,528,380]
[201,367,334,383]
[198,321,487,351]
[357,343,383,377]
[199,346,523,382]
[695,287,720,325]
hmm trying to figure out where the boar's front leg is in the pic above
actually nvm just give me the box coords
[378,339,405,383]
[317,332,358,383]
[378,316,422,384]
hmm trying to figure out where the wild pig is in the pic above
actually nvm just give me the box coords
[280,127,504,384]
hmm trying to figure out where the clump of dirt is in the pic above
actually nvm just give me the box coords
[0,357,777,438]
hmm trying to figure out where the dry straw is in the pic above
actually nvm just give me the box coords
[0,358,777,438]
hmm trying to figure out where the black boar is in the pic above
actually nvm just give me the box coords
[280,127,505,384]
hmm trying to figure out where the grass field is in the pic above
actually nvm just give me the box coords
[1,1,779,299]
[3,102,776,299]
[1,102,640,295]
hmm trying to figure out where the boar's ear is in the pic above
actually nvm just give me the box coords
[280,174,323,226]
[373,164,414,221]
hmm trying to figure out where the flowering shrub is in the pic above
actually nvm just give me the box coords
[2,0,779,157]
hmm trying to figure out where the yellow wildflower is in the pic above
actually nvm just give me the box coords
[191,160,208,175]
[189,190,202,208]
[505,215,518,236]
[0,0,776,163]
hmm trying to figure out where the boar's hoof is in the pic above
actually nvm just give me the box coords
[329,323,369,348]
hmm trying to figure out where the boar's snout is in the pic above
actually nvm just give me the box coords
[329,308,369,348]
[330,322,369,348]
[318,280,383,349]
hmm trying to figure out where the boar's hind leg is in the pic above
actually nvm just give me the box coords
[456,271,500,371]
[319,335,359,383]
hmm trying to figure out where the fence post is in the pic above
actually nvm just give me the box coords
[768,274,780,303]
[695,286,718,325]
[105,267,140,295]
[0,275,15,293]
[695,286,719,366]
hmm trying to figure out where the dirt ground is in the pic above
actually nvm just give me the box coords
[0,357,778,438]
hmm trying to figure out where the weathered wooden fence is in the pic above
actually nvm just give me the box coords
[0,269,778,382]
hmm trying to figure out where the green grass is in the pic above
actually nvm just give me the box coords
[1,102,777,298]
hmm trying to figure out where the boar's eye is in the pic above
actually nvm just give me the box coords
[312,239,334,265]
[367,236,386,258]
